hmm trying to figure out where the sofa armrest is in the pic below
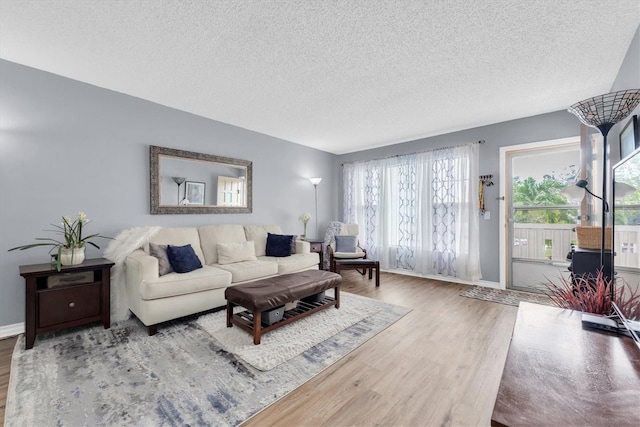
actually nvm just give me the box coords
[125,249,160,286]
[295,240,310,254]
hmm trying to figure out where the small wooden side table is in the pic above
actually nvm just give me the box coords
[19,258,114,350]
[306,239,324,269]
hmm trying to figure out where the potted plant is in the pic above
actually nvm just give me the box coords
[544,270,640,320]
[8,211,111,271]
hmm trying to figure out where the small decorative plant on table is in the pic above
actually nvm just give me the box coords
[299,213,311,240]
[8,211,111,271]
[545,270,640,320]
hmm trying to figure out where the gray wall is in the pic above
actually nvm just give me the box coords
[609,23,640,162]
[0,60,337,327]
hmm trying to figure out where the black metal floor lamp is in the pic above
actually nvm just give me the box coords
[567,89,640,300]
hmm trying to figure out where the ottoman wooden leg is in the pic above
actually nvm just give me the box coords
[226,301,233,327]
[335,286,341,309]
[375,262,380,287]
[253,311,262,345]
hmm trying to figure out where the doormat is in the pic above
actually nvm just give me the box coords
[460,286,553,307]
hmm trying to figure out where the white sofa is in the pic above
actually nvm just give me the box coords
[125,224,318,334]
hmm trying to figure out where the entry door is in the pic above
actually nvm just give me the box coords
[502,138,582,292]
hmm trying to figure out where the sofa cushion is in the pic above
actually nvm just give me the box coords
[139,265,232,300]
[335,235,357,252]
[149,243,173,276]
[217,241,257,265]
[258,253,319,274]
[266,233,294,257]
[215,260,278,283]
[199,224,247,265]
[146,227,206,265]
[167,244,203,273]
[244,225,283,256]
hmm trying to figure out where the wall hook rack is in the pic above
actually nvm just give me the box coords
[480,174,494,186]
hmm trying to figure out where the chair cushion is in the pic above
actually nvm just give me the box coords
[167,244,203,273]
[149,243,173,276]
[217,241,257,265]
[335,235,357,252]
[334,250,366,259]
[266,233,294,257]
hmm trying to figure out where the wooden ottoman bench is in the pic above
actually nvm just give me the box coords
[334,259,380,287]
[225,270,342,344]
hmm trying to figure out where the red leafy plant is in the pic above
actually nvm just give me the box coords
[544,270,640,320]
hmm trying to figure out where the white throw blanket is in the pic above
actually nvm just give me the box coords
[103,226,161,321]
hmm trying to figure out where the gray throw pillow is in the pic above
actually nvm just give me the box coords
[335,235,357,252]
[149,242,174,276]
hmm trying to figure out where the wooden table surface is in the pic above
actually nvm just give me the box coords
[492,302,640,426]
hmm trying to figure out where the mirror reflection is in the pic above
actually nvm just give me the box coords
[150,145,252,214]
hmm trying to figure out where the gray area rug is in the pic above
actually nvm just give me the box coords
[6,292,410,426]
[460,286,553,307]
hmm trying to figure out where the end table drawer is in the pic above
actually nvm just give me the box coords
[308,242,322,252]
[38,284,101,328]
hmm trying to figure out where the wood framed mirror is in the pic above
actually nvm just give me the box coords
[150,145,252,214]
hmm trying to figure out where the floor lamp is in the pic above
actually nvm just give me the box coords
[567,89,640,299]
[309,177,322,238]
[172,177,186,204]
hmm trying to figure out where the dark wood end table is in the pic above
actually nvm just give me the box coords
[19,258,114,350]
[306,239,324,269]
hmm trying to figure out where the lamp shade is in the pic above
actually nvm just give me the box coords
[567,89,640,134]
[560,183,586,201]
[172,177,186,185]
[614,182,636,199]
[309,177,322,185]
[560,179,636,202]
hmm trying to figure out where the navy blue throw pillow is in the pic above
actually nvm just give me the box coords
[266,233,294,257]
[166,244,203,273]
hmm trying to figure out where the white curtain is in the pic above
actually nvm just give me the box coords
[343,143,481,282]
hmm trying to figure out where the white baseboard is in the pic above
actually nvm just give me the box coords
[475,280,503,289]
[0,322,24,339]
[381,268,502,289]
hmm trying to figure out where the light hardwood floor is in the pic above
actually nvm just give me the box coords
[0,271,518,426]
[0,334,18,426]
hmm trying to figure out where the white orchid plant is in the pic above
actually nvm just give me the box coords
[8,211,111,270]
[299,213,312,239]
[299,213,312,225]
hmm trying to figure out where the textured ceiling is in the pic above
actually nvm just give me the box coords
[1,1,639,154]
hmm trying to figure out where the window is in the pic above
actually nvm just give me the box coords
[343,143,480,281]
